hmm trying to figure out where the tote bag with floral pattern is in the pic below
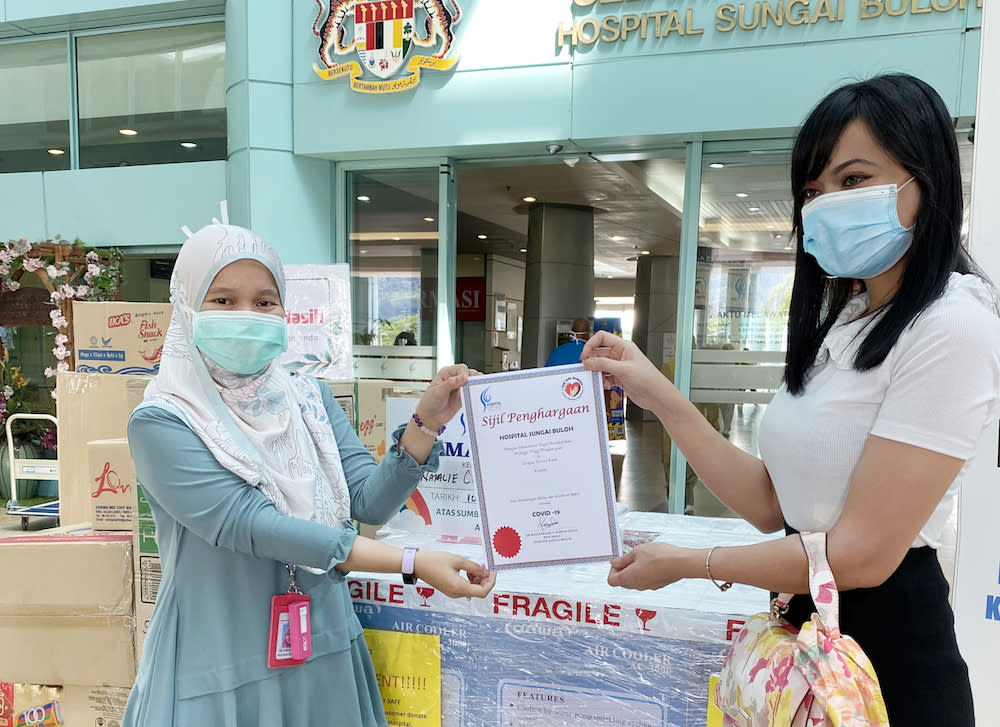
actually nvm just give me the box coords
[714,531,890,727]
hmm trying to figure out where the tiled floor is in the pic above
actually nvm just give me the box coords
[616,403,766,518]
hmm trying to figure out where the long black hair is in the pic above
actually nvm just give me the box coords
[785,73,977,395]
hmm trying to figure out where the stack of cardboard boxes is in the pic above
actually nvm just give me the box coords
[0,302,168,726]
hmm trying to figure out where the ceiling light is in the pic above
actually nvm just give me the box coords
[748,206,761,212]
[766,225,775,230]
[519,248,527,253]
[47,149,65,156]
[423,216,434,222]
[611,235,626,241]
[180,142,198,149]
[356,195,371,202]
[735,192,749,198]
[477,234,488,240]
[773,233,784,239]
[522,196,536,203]
[784,245,794,251]
[709,162,726,169]
[606,275,613,279]
[119,128,138,136]
[359,249,368,254]
[640,250,651,255]
[391,236,401,241]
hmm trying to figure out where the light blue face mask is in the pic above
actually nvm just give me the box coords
[801,178,915,279]
[192,310,288,375]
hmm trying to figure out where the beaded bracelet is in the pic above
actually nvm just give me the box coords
[411,412,446,438]
[705,547,733,592]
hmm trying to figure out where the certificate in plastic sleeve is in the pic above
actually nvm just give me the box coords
[462,364,620,570]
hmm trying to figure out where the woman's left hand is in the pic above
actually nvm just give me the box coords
[413,364,474,432]
[607,542,695,591]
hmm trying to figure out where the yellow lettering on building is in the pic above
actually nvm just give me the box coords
[578,17,601,44]
[860,0,882,17]
[885,0,907,16]
[557,20,577,47]
[573,0,597,7]
[686,9,705,35]
[931,0,958,11]
[811,0,837,22]
[662,10,686,36]
[620,13,642,40]
[787,0,810,25]
[911,0,932,12]
[716,4,737,32]
[738,3,760,29]
[601,15,621,42]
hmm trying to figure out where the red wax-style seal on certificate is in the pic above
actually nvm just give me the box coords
[493,526,522,558]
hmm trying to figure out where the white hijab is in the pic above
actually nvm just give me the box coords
[139,224,352,529]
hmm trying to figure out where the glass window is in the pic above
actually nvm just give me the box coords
[0,39,70,173]
[686,148,795,515]
[350,169,440,380]
[76,22,225,169]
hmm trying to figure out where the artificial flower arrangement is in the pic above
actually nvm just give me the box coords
[0,236,124,388]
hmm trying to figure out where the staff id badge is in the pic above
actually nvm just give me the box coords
[267,564,313,669]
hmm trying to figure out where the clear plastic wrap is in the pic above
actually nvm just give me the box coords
[354,511,779,727]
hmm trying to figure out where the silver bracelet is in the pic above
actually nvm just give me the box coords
[705,547,733,592]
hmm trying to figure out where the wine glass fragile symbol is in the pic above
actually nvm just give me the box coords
[636,608,656,631]
[416,587,435,606]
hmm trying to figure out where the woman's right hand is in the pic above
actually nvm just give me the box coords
[414,551,496,599]
[580,331,677,411]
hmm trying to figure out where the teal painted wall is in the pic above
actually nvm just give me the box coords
[293,0,983,160]
[0,0,222,35]
[0,161,225,247]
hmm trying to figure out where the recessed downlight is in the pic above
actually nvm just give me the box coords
[640,250,651,255]
[119,128,138,136]
[356,195,371,202]
[709,162,726,169]
[735,192,749,198]
[423,216,434,222]
[47,149,65,156]
[522,196,536,203]
[477,234,488,240]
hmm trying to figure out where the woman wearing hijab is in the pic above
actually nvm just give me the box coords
[122,224,495,727]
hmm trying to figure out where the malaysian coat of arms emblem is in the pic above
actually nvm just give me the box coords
[312,0,462,93]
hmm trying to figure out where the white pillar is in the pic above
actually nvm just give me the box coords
[953,5,1000,725]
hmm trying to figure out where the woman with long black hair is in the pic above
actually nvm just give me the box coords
[581,74,1000,724]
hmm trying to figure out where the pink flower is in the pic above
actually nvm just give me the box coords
[0,263,9,276]
[13,238,31,254]
[54,334,68,346]
[3,386,13,399]
[52,345,69,359]
[86,251,99,263]
[59,284,75,299]
[6,280,19,292]
[56,361,69,372]
[50,389,58,400]
[22,258,43,272]
[75,285,89,298]
[87,263,101,277]
[49,290,62,302]
[44,367,55,378]
[0,250,11,265]
[45,265,61,279]
[49,310,68,329]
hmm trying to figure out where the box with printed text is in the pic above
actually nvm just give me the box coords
[72,301,172,375]
[88,438,138,530]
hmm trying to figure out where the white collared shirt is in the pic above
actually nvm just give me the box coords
[760,273,1000,547]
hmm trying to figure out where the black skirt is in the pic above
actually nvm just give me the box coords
[781,526,974,726]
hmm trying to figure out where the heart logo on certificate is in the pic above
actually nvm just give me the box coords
[562,377,583,400]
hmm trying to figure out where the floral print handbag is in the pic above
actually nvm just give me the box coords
[714,532,890,726]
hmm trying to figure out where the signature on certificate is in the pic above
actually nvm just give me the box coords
[533,509,561,528]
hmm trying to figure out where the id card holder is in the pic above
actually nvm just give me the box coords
[267,565,312,669]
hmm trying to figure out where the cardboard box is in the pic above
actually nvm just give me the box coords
[60,685,130,726]
[0,616,135,687]
[0,526,132,617]
[133,485,160,664]
[324,378,356,428]
[56,372,150,527]
[356,379,393,462]
[87,438,138,530]
[72,301,172,375]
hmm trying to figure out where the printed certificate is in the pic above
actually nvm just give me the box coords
[462,365,620,570]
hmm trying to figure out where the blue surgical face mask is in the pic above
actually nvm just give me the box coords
[801,178,915,279]
[192,310,288,375]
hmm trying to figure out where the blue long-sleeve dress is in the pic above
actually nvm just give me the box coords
[122,379,440,726]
